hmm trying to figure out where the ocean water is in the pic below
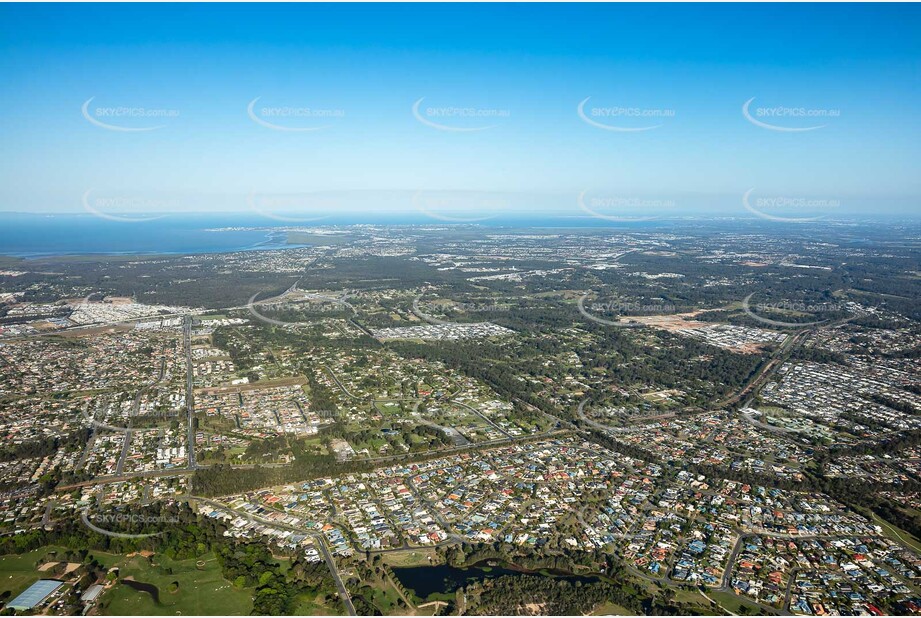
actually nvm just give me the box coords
[0,213,305,258]
[0,212,672,258]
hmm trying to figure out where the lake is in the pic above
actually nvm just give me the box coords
[392,560,600,599]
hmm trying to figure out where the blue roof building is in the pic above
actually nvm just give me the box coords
[8,579,64,610]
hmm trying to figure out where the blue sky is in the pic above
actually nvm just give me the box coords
[0,3,919,219]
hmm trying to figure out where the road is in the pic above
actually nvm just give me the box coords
[404,477,466,546]
[115,357,167,475]
[54,467,198,491]
[451,399,512,439]
[732,328,809,409]
[321,365,362,401]
[321,365,416,404]
[782,568,800,614]
[41,501,56,527]
[114,430,133,475]
[313,532,357,616]
[184,315,197,469]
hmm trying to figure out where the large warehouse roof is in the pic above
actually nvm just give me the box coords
[8,579,64,610]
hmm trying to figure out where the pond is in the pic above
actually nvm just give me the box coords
[392,560,600,599]
[121,578,160,604]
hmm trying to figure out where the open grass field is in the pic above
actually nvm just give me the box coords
[872,512,921,554]
[375,401,403,414]
[292,588,344,615]
[366,581,404,614]
[381,548,440,568]
[671,589,731,615]
[0,546,73,603]
[98,552,253,615]
[591,601,635,615]
[707,589,771,615]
